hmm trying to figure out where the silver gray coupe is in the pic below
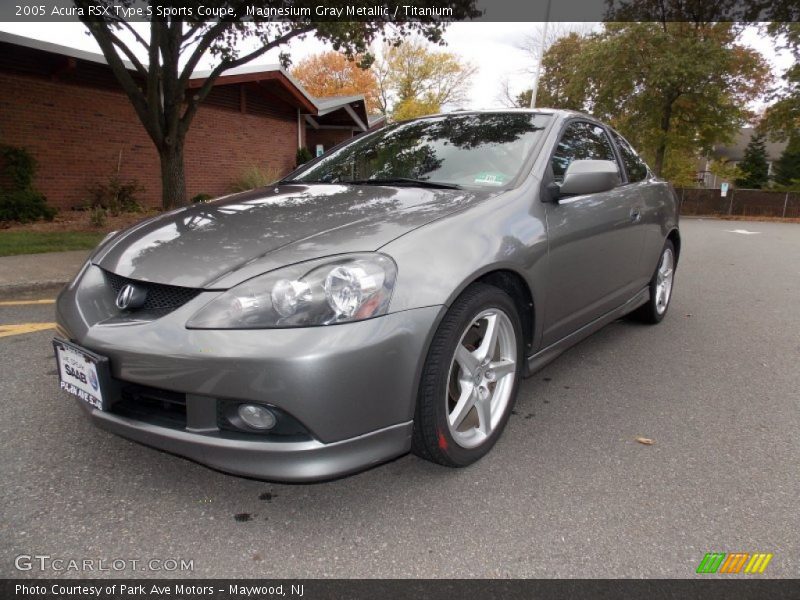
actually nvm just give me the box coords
[55,110,679,481]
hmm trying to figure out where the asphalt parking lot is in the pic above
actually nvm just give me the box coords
[1,218,798,579]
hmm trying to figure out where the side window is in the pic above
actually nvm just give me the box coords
[610,130,649,183]
[551,121,618,183]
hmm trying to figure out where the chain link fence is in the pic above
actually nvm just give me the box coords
[676,188,800,219]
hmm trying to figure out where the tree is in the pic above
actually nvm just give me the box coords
[708,158,742,188]
[661,150,700,188]
[380,40,477,120]
[372,50,392,116]
[735,131,769,188]
[760,12,800,190]
[528,32,590,110]
[772,132,800,188]
[74,1,480,209]
[291,51,381,114]
[762,12,800,137]
[501,20,769,181]
[391,97,442,121]
[501,24,594,109]
[587,23,768,178]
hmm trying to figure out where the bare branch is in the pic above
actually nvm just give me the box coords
[74,10,159,142]
[178,20,232,90]
[179,0,248,56]
[104,27,148,78]
[179,25,315,136]
[496,76,522,108]
[518,23,597,74]
[107,16,150,51]
[181,22,204,44]
[146,21,163,141]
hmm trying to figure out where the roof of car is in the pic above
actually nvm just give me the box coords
[399,108,593,122]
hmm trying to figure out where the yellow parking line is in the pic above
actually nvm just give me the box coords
[0,323,56,338]
[0,299,56,306]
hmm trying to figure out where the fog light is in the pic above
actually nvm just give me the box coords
[237,404,276,430]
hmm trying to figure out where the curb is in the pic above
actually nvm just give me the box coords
[0,280,68,298]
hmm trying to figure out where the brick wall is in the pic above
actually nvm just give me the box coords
[186,94,297,201]
[0,71,299,209]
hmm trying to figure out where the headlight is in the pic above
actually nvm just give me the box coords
[186,253,397,329]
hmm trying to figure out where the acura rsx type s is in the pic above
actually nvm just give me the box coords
[54,109,679,481]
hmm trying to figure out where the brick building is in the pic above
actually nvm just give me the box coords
[0,32,385,209]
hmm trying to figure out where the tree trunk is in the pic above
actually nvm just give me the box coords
[653,96,674,178]
[159,143,187,209]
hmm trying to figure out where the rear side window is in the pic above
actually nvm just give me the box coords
[551,121,617,183]
[610,130,649,183]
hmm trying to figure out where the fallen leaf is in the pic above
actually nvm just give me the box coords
[635,436,655,446]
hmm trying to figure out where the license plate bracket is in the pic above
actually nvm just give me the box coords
[53,338,113,411]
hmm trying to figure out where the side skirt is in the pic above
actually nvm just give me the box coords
[524,286,650,377]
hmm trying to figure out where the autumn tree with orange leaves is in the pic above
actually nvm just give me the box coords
[292,52,382,114]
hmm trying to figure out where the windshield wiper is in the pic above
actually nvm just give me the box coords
[347,178,462,190]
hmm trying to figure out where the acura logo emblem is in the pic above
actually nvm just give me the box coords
[115,284,147,310]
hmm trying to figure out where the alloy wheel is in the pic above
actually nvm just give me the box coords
[655,247,674,315]
[445,309,517,449]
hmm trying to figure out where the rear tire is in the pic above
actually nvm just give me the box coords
[412,283,523,467]
[632,240,676,324]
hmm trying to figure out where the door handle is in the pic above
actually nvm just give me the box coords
[629,207,642,222]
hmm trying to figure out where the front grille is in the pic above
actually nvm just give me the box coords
[110,382,187,429]
[104,270,202,312]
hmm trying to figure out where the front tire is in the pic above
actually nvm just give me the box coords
[412,283,523,467]
[632,240,676,324]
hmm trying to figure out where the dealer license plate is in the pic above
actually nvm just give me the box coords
[53,339,110,410]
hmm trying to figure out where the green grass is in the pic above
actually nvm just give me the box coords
[0,230,105,257]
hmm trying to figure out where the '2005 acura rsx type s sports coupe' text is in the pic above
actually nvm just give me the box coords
[54,109,679,481]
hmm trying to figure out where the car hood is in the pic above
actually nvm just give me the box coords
[94,183,496,289]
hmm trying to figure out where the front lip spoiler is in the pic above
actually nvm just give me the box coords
[76,399,412,482]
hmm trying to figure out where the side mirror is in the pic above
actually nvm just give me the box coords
[556,160,620,198]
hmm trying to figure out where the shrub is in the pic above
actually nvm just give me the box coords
[229,165,284,192]
[0,145,38,189]
[296,147,313,167]
[89,205,107,228]
[773,134,800,188]
[0,145,56,223]
[87,175,143,215]
[770,179,800,192]
[190,193,213,204]
[0,189,56,223]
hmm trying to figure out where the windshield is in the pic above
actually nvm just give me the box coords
[287,112,552,189]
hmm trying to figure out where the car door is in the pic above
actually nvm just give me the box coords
[542,120,646,347]
[608,128,663,289]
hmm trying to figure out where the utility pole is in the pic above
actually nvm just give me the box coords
[529,0,552,109]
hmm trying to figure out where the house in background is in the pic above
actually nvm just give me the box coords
[306,95,385,157]
[0,31,386,209]
[697,127,787,188]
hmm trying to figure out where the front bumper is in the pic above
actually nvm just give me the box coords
[56,264,444,481]
[75,398,413,481]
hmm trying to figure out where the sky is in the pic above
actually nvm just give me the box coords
[0,21,793,111]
